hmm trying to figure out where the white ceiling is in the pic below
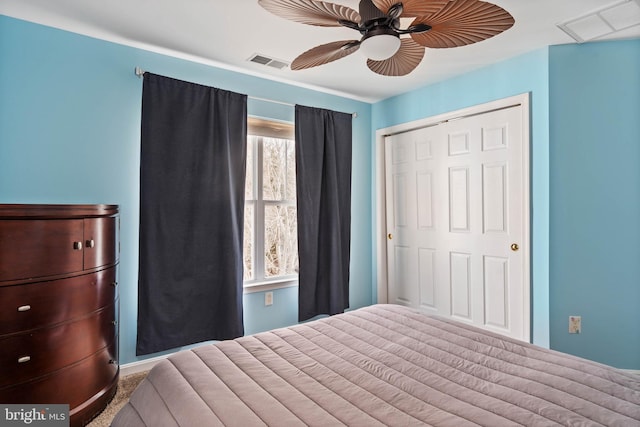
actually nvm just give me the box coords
[2,0,639,102]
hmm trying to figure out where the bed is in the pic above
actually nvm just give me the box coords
[112,304,639,426]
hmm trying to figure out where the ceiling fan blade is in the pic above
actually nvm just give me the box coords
[291,40,361,70]
[371,0,450,17]
[258,0,361,27]
[410,0,514,48]
[367,38,425,76]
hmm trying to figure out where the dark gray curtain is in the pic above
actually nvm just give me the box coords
[295,105,352,322]
[137,73,246,355]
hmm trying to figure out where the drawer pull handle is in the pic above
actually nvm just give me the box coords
[18,356,31,364]
[17,305,31,312]
[111,281,118,287]
[112,320,118,326]
[73,241,83,250]
[109,359,118,365]
[86,239,95,248]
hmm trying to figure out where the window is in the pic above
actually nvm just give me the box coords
[244,117,298,288]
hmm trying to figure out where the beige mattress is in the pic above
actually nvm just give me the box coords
[112,304,640,426]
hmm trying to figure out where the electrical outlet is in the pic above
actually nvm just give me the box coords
[569,316,581,334]
[265,291,273,306]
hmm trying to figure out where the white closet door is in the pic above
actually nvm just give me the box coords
[385,105,528,341]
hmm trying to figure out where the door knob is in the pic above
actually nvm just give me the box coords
[510,243,519,251]
[387,233,393,240]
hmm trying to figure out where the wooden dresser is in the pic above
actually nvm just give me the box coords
[0,204,119,426]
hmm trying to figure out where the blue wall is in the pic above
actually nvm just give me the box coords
[0,15,372,364]
[549,40,640,369]
[372,49,551,348]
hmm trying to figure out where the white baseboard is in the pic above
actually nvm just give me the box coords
[120,354,169,376]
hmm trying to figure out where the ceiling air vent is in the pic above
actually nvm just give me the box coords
[557,0,640,43]
[248,54,290,70]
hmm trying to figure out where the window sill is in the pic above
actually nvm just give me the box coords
[243,278,298,293]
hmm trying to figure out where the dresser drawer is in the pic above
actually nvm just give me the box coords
[0,342,118,408]
[0,304,117,388]
[0,267,117,335]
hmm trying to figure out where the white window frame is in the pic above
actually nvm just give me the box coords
[244,118,298,293]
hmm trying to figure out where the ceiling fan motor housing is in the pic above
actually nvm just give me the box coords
[362,25,399,42]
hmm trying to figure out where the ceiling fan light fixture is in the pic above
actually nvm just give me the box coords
[360,32,401,60]
[259,0,516,76]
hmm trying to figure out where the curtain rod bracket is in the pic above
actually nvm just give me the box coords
[135,67,145,78]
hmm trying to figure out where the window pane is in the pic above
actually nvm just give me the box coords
[264,205,298,278]
[243,203,254,280]
[263,138,287,201]
[245,137,255,200]
[286,140,296,200]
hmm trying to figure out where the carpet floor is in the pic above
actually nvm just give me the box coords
[87,371,148,427]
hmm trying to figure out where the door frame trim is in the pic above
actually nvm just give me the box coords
[375,93,531,340]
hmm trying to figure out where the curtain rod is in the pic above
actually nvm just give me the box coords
[134,67,357,118]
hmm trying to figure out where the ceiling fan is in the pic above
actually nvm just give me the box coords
[258,0,515,76]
